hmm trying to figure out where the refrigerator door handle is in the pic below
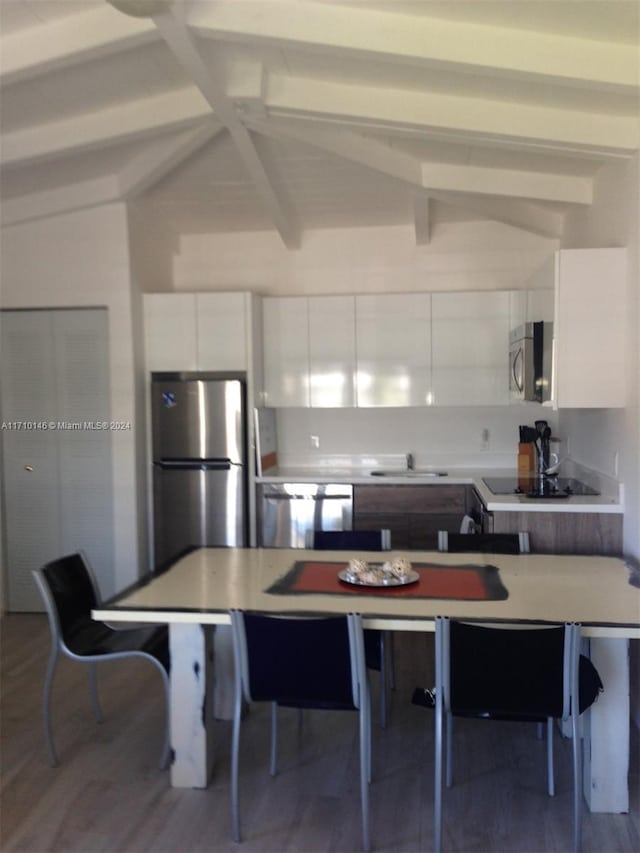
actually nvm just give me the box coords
[156,459,234,471]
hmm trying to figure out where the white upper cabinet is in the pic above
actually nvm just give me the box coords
[144,293,198,371]
[355,293,431,407]
[308,296,356,407]
[144,292,249,373]
[263,296,356,407]
[262,297,310,407]
[550,248,626,408]
[431,291,511,406]
[196,292,248,371]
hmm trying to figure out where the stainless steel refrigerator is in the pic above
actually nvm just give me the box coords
[151,372,248,571]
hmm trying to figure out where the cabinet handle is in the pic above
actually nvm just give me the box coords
[24,465,34,472]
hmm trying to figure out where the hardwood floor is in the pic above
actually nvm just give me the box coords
[1,613,638,852]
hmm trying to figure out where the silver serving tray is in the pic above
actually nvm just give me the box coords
[338,567,420,588]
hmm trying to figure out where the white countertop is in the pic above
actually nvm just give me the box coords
[256,466,622,514]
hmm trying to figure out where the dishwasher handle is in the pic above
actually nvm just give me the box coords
[264,492,353,501]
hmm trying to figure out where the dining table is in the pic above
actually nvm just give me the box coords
[93,547,640,814]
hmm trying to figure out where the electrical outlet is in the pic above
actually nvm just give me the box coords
[481,428,490,450]
[310,434,320,449]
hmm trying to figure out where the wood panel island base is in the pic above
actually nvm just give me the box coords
[491,510,623,556]
[94,548,639,814]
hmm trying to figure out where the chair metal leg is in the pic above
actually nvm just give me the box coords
[230,665,243,842]
[445,712,453,788]
[270,702,278,776]
[570,628,582,852]
[359,691,371,852]
[434,618,445,853]
[379,636,387,729]
[547,717,555,797]
[43,645,59,767]
[88,662,103,723]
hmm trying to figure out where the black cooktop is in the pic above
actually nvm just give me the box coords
[483,476,600,499]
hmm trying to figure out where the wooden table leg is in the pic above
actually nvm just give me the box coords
[168,623,216,788]
[583,637,630,813]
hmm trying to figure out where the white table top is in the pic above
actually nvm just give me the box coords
[94,548,640,639]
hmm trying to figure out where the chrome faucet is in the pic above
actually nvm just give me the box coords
[406,452,415,471]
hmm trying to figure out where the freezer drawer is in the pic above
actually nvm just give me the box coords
[258,483,353,548]
[153,465,247,570]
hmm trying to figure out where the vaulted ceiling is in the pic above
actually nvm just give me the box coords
[1,0,638,248]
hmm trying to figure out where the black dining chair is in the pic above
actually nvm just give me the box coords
[32,552,171,768]
[437,529,552,784]
[433,617,602,853]
[306,528,395,728]
[230,610,372,851]
[438,530,530,554]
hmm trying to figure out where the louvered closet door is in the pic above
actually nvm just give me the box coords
[1,311,61,610]
[1,309,113,611]
[53,310,113,599]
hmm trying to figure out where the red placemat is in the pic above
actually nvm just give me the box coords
[265,560,508,601]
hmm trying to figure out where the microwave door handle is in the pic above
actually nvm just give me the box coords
[512,347,524,392]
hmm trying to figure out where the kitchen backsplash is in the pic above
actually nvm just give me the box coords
[273,404,559,470]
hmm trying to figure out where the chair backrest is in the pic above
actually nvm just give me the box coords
[32,552,99,650]
[438,531,530,554]
[231,611,365,711]
[446,620,568,720]
[438,618,602,723]
[306,529,391,551]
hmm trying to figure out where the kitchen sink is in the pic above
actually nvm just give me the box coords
[370,469,448,478]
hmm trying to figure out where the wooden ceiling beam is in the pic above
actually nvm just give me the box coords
[263,73,639,157]
[426,191,565,239]
[413,196,431,246]
[152,8,300,250]
[246,117,566,238]
[1,89,210,169]
[1,177,121,228]
[118,122,223,198]
[246,118,592,206]
[0,5,157,85]
[192,0,638,94]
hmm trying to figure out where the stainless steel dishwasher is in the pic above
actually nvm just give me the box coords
[258,483,353,548]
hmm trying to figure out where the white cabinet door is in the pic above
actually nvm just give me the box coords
[144,294,198,371]
[145,292,249,373]
[1,309,113,610]
[262,297,310,407]
[552,249,626,408]
[432,291,510,405]
[308,296,356,407]
[355,293,431,406]
[196,292,247,371]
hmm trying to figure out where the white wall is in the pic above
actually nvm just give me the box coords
[172,219,556,296]
[0,203,141,595]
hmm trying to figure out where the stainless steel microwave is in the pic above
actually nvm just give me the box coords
[509,321,553,403]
